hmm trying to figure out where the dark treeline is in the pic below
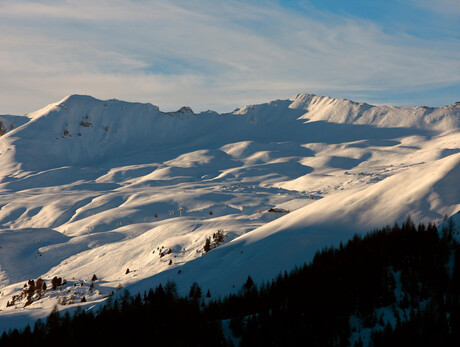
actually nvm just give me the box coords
[1,217,459,346]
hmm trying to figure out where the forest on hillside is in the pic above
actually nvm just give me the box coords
[1,216,459,346]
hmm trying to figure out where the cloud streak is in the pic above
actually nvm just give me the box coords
[0,0,459,114]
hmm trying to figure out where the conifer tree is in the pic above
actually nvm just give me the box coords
[203,237,211,253]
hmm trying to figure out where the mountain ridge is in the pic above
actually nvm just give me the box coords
[1,93,458,173]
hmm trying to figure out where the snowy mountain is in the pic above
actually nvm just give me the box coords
[0,93,459,331]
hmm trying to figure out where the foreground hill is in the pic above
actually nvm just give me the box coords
[2,216,459,346]
[0,93,459,331]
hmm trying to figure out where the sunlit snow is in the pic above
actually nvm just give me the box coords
[0,93,458,331]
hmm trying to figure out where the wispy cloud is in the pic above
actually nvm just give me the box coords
[412,0,460,17]
[0,0,458,114]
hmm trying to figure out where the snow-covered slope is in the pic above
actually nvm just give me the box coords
[289,93,460,130]
[0,114,29,135]
[0,93,458,331]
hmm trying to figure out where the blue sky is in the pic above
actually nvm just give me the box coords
[291,0,459,38]
[0,0,458,114]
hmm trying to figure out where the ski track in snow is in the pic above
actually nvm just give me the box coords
[0,93,459,331]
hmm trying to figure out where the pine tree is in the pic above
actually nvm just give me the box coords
[243,276,255,292]
[51,277,62,290]
[189,282,202,299]
[203,237,211,253]
[165,280,178,298]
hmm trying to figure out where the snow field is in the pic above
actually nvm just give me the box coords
[0,93,458,331]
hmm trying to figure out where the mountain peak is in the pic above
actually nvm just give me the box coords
[289,92,317,100]
[58,94,159,112]
[60,94,97,104]
[174,106,194,114]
